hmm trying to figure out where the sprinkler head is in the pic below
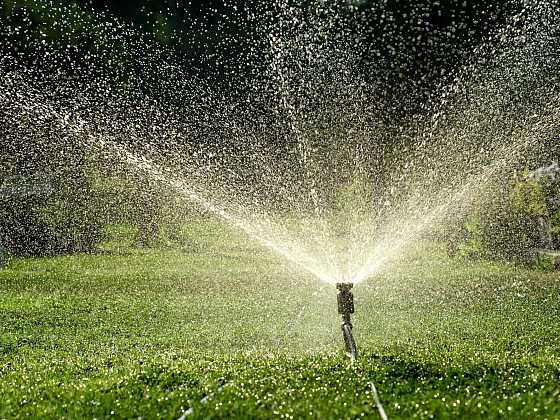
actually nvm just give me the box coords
[336,283,354,321]
[336,283,358,361]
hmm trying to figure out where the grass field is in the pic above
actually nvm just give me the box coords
[1,219,560,419]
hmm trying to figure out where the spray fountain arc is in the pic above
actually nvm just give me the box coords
[1,0,560,362]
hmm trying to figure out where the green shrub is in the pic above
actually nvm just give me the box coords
[452,171,559,265]
[454,217,485,260]
[0,169,106,257]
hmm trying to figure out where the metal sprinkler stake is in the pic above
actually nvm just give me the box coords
[336,283,357,361]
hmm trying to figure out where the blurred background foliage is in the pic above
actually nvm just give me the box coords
[447,170,560,267]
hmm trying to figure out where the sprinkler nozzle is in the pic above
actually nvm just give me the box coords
[336,283,354,322]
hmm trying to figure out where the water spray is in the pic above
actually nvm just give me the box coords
[336,283,357,361]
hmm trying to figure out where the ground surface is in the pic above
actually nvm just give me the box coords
[1,219,560,419]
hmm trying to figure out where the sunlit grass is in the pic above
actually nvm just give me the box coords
[1,219,559,418]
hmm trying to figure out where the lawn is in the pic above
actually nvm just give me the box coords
[1,218,559,419]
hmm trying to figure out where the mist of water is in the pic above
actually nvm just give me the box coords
[1,0,559,285]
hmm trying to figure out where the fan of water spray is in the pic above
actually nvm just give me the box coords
[1,0,560,358]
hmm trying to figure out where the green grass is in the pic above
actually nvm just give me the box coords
[1,218,560,419]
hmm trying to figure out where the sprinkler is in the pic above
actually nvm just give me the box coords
[336,283,357,361]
